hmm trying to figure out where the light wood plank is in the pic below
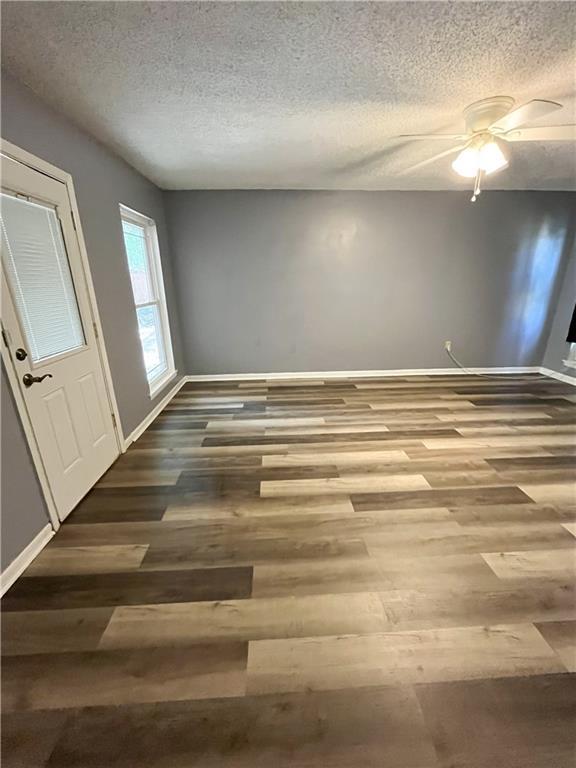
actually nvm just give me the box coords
[207,417,326,430]
[481,548,576,580]
[100,592,388,648]
[262,450,409,467]
[520,483,576,505]
[260,473,431,497]
[247,623,564,694]
[25,545,149,576]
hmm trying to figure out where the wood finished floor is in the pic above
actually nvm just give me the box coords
[2,373,576,767]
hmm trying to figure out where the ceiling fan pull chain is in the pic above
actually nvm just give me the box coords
[471,168,482,202]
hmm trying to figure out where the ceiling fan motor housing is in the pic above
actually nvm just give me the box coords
[463,96,515,134]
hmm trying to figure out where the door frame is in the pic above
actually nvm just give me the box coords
[1,139,124,531]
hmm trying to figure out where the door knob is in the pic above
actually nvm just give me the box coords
[22,373,53,388]
[15,348,28,361]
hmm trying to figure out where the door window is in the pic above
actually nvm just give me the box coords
[1,193,85,362]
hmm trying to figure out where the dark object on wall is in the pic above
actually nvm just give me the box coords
[567,303,576,343]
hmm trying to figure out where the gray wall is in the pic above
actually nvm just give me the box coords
[1,73,183,571]
[165,190,575,374]
[1,364,50,568]
[1,73,184,435]
[542,246,576,379]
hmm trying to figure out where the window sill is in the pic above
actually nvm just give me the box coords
[562,359,576,370]
[149,370,178,399]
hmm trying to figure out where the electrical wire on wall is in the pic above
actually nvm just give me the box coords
[445,346,510,379]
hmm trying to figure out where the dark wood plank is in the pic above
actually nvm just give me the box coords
[2,567,253,611]
[352,484,533,511]
[142,536,368,569]
[415,673,576,768]
[45,684,437,768]
[203,428,459,447]
[3,643,248,711]
[487,454,576,470]
[2,608,114,655]
[1,710,72,768]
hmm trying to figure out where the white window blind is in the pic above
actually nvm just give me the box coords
[1,193,85,362]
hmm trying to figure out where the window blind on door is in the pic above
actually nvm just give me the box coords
[1,193,85,362]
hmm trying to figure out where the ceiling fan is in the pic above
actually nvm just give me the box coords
[398,96,576,201]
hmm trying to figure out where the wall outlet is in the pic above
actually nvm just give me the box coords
[444,340,452,352]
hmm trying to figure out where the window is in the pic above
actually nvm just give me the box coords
[120,205,175,396]
[2,193,85,362]
[565,343,576,370]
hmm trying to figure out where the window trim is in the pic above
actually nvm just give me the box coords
[119,204,176,397]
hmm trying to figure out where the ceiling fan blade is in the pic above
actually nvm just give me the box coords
[400,144,464,175]
[505,124,576,142]
[491,99,563,133]
[397,133,467,141]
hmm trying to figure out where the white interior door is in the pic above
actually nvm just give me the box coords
[1,154,119,521]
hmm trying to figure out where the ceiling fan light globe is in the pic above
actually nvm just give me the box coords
[451,147,480,177]
[479,138,509,175]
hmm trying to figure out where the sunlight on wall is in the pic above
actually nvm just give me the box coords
[499,219,568,364]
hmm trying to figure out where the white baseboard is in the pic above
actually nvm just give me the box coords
[185,366,541,382]
[539,366,576,386]
[1,524,54,596]
[122,376,188,450]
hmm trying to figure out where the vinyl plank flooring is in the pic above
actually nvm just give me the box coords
[352,484,533,511]
[44,685,438,768]
[2,608,114,656]
[247,623,564,695]
[252,557,386,598]
[415,673,576,768]
[25,544,148,576]
[1,710,73,768]
[264,423,392,435]
[100,592,388,648]
[422,433,576,450]
[141,536,368,569]
[67,506,167,524]
[374,552,504,590]
[97,470,182,487]
[261,473,431,497]
[535,621,576,671]
[451,502,575,525]
[487,454,576,470]
[519,482,576,505]
[365,522,575,559]
[2,567,253,611]
[3,372,575,768]
[3,643,248,711]
[162,507,453,541]
[207,417,326,429]
[376,583,576,632]
[203,428,458,447]
[163,494,355,521]
[481,548,576,580]
[435,410,554,421]
[337,457,491,476]
[262,451,408,467]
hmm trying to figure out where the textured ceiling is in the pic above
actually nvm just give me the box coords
[2,1,575,190]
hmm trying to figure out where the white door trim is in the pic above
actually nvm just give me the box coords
[1,139,124,530]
